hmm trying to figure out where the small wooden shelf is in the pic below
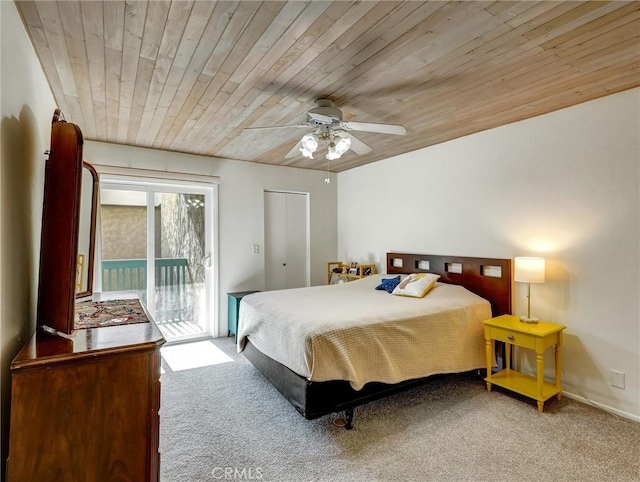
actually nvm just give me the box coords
[327,261,377,284]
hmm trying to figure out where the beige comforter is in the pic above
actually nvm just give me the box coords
[237,274,491,390]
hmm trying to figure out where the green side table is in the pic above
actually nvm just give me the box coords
[227,291,259,337]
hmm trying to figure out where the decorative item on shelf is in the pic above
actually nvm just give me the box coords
[514,256,545,323]
[327,261,342,284]
[327,261,377,284]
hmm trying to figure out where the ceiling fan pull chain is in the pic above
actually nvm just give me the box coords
[324,157,331,184]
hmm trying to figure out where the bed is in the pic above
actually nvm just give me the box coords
[238,252,511,428]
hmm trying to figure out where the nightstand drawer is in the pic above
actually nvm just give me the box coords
[489,326,536,350]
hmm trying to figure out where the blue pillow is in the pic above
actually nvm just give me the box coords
[375,276,401,294]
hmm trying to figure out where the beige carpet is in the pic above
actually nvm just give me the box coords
[159,337,639,482]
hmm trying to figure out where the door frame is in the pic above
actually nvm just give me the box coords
[97,174,219,339]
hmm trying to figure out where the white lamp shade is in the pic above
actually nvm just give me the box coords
[326,144,340,160]
[334,136,351,155]
[299,147,314,159]
[514,257,545,283]
[300,133,318,151]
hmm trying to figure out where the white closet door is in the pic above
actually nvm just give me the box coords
[264,191,287,290]
[264,191,309,291]
[284,192,308,289]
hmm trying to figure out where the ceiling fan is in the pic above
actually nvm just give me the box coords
[245,99,407,160]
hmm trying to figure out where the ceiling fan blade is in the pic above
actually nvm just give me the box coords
[244,124,308,131]
[342,121,406,135]
[285,140,303,159]
[339,132,372,155]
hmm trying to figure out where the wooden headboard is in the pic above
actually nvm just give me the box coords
[386,253,512,316]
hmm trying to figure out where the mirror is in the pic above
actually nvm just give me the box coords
[76,162,98,298]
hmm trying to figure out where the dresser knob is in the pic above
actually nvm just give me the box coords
[508,334,514,341]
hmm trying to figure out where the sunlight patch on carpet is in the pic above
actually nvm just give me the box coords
[161,340,233,372]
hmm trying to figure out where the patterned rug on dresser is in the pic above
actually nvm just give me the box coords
[75,299,149,329]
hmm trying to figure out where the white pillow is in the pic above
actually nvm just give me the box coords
[392,273,440,298]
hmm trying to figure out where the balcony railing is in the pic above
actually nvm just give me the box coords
[101,257,206,340]
[102,258,189,291]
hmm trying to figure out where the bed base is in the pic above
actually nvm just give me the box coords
[243,340,482,429]
[242,252,511,429]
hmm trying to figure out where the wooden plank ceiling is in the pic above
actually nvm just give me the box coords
[15,1,640,172]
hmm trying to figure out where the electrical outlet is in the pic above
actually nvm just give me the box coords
[252,244,259,255]
[610,369,625,389]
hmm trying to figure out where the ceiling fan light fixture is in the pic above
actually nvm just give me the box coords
[300,147,314,159]
[334,136,351,156]
[301,133,318,151]
[326,143,341,161]
[247,100,404,161]
[299,133,318,159]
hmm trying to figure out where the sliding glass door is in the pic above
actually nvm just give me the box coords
[99,178,216,342]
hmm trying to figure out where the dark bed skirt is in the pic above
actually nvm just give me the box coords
[242,340,482,420]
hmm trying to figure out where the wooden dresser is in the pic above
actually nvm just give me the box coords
[6,298,165,482]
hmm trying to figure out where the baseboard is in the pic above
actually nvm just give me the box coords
[562,390,640,423]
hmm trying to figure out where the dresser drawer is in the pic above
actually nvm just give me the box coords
[489,326,536,350]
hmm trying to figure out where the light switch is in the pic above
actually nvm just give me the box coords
[252,244,259,255]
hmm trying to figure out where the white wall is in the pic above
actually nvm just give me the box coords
[0,0,57,472]
[83,141,338,336]
[337,88,640,419]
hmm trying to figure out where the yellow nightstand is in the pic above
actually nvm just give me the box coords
[484,314,566,412]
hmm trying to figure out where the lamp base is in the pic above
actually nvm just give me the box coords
[519,315,539,324]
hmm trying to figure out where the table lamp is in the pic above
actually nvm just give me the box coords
[514,257,545,323]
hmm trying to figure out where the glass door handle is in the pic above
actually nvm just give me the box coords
[204,254,212,269]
